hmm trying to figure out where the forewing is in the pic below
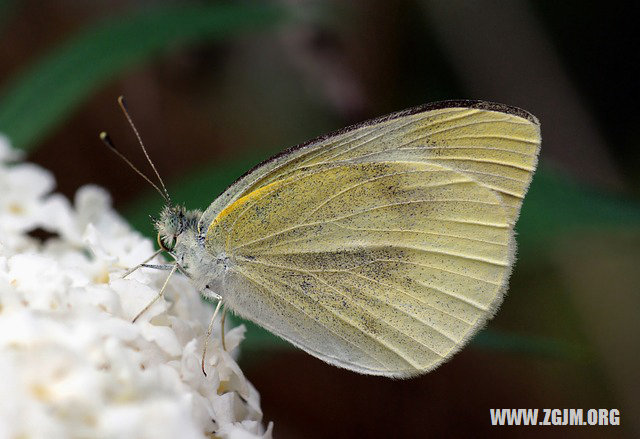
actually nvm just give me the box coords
[206,161,515,377]
[200,101,540,231]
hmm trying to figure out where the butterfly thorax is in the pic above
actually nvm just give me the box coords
[155,205,226,298]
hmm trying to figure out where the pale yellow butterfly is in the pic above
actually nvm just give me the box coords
[113,99,541,378]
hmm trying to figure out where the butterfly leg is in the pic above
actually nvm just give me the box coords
[201,298,224,376]
[202,287,227,351]
[141,263,175,270]
[122,249,163,277]
[220,308,228,352]
[132,263,178,323]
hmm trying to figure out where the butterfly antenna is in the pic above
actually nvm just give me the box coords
[99,131,168,201]
[117,95,172,205]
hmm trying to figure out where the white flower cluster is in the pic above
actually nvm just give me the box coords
[0,134,272,439]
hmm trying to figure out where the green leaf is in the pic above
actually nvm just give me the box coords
[517,166,640,257]
[0,3,290,150]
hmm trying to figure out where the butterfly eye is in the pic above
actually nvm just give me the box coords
[157,233,176,252]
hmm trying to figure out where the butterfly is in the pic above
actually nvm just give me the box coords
[106,99,540,378]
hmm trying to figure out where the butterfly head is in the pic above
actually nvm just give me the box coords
[154,204,223,294]
[155,205,202,254]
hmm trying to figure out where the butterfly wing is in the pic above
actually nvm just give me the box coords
[200,100,540,231]
[202,101,540,377]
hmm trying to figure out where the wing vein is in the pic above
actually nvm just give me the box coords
[232,266,425,368]
[308,272,451,354]
[341,257,503,286]
[413,279,491,311]
[230,181,489,252]
[395,145,534,155]
[427,157,534,171]
[429,134,540,145]
[309,109,482,165]
[453,168,528,184]
[316,109,480,164]
[230,265,391,369]
[320,119,416,163]
[255,244,508,267]
[344,270,481,323]
[238,257,463,345]
[331,222,508,246]
[301,169,440,222]
[423,116,513,137]
[238,256,476,325]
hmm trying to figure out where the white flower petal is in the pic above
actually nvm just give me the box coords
[4,163,55,199]
[0,134,23,162]
[0,137,271,438]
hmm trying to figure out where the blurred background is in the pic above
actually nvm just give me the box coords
[1,0,638,437]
